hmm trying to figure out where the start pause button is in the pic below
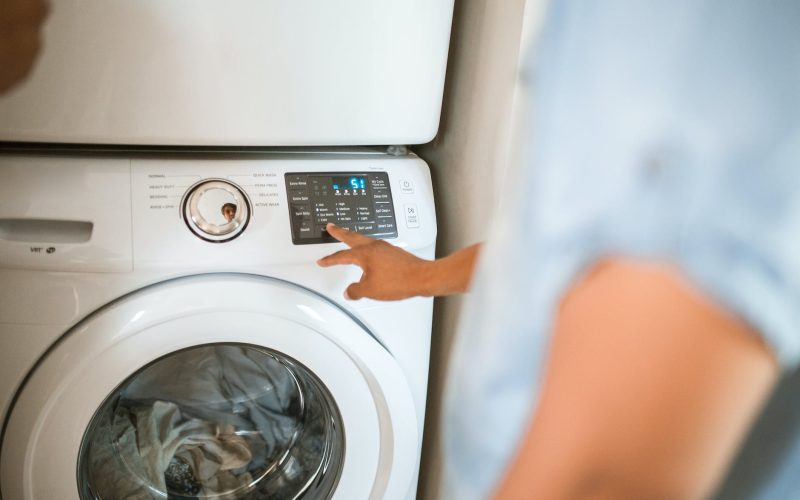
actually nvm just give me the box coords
[404,204,419,228]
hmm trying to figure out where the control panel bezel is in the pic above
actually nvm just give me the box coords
[285,172,398,245]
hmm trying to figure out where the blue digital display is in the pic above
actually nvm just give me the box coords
[331,176,366,194]
[349,177,366,189]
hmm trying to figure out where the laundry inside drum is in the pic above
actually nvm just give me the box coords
[77,344,345,499]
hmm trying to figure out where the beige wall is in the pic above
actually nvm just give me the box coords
[414,1,545,498]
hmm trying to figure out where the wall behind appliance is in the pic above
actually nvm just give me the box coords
[415,0,547,498]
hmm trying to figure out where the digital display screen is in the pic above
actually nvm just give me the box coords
[285,172,398,244]
[332,177,367,191]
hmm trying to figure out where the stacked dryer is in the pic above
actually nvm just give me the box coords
[0,2,453,499]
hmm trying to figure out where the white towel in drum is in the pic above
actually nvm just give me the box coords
[87,400,254,499]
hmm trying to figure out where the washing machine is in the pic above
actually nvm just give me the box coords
[0,151,437,499]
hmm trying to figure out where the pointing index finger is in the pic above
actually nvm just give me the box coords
[325,223,374,248]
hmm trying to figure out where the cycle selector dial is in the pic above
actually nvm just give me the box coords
[182,179,250,242]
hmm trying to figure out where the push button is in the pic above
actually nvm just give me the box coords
[288,190,309,203]
[370,176,388,189]
[372,190,390,201]
[298,221,314,236]
[399,179,414,194]
[375,206,393,217]
[291,205,311,219]
[404,204,420,228]
[286,177,308,188]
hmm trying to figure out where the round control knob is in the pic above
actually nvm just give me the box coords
[181,179,251,242]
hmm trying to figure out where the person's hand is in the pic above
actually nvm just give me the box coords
[0,0,49,93]
[317,223,433,301]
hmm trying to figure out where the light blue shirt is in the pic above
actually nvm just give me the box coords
[443,2,800,499]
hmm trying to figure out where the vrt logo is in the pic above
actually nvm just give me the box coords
[30,246,57,254]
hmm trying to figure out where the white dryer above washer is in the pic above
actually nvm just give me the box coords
[0,0,454,146]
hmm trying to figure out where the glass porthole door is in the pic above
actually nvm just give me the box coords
[79,344,344,499]
[0,275,418,500]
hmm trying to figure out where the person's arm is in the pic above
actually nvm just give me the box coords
[317,223,481,300]
[494,259,778,500]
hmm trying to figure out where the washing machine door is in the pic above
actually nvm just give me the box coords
[0,274,417,500]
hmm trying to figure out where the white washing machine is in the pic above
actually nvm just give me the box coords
[0,151,437,499]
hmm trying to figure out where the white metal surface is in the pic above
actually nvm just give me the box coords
[0,157,131,272]
[0,0,454,146]
[0,154,436,273]
[130,156,436,269]
[0,153,437,500]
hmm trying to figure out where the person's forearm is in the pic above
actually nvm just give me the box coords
[418,244,481,297]
[318,224,482,300]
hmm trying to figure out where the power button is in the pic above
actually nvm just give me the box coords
[399,179,414,194]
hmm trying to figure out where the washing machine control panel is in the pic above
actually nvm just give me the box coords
[182,179,251,242]
[285,172,398,244]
